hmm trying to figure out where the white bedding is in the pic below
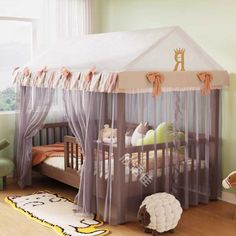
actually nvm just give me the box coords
[43,156,205,181]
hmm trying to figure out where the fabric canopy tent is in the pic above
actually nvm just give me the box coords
[14,26,228,93]
[14,27,229,225]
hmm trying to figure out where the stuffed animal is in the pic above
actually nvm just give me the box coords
[222,171,236,219]
[222,171,236,189]
[131,122,149,146]
[137,192,182,235]
[125,129,132,146]
[136,122,184,148]
[99,124,117,144]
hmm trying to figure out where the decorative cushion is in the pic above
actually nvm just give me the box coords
[131,122,149,146]
[0,158,14,177]
[136,122,184,148]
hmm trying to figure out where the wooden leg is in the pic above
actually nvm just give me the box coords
[144,228,152,234]
[0,177,3,190]
[2,176,6,189]
[152,230,158,236]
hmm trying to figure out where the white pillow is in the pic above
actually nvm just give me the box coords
[131,122,149,146]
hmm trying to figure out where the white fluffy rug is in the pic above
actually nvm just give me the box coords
[5,191,109,236]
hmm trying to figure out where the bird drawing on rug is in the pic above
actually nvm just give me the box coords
[222,171,236,219]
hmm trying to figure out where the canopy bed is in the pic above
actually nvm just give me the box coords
[14,26,229,225]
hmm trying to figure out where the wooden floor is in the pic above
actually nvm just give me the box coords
[1,176,236,236]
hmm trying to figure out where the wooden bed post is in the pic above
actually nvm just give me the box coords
[113,93,126,224]
[210,89,220,199]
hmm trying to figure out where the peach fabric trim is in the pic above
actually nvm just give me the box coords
[197,72,213,95]
[146,72,165,96]
[84,66,96,90]
[61,67,72,89]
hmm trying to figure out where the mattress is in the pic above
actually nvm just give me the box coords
[43,155,205,181]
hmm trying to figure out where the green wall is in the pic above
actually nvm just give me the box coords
[95,0,236,191]
[0,113,15,160]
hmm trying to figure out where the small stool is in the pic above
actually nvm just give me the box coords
[0,158,14,190]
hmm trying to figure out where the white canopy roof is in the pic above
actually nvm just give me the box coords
[15,26,229,93]
[29,26,223,72]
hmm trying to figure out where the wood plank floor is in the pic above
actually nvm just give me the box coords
[1,175,236,236]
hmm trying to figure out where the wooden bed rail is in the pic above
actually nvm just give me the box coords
[64,135,83,174]
[32,122,72,146]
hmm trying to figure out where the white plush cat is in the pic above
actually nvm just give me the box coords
[100,124,117,144]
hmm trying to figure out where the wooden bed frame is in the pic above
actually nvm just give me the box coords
[32,91,220,223]
[32,121,217,193]
[33,123,81,188]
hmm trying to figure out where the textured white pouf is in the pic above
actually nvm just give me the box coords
[137,192,182,235]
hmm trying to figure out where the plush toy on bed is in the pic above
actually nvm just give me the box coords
[137,192,182,235]
[136,122,185,148]
[99,124,117,144]
[99,124,132,146]
[131,122,149,146]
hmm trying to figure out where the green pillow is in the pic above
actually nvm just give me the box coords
[136,122,185,150]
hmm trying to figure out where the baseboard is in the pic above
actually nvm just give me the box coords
[220,191,236,205]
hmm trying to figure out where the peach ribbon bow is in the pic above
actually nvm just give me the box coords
[23,67,30,77]
[146,72,165,96]
[61,67,72,89]
[61,67,72,79]
[197,72,213,95]
[85,66,96,82]
[37,66,47,77]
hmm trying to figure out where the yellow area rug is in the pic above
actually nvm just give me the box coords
[5,191,109,236]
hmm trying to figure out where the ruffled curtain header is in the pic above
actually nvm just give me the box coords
[13,67,229,95]
[13,67,118,93]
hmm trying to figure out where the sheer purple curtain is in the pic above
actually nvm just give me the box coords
[15,86,54,188]
[63,90,106,214]
[15,84,221,224]
[64,89,221,225]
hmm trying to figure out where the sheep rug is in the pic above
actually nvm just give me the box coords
[5,191,109,236]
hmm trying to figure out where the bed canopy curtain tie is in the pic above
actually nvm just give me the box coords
[37,67,47,78]
[35,67,47,87]
[23,67,30,77]
[85,66,96,81]
[197,72,213,95]
[146,72,165,96]
[61,67,72,89]
[22,67,31,86]
[84,66,96,90]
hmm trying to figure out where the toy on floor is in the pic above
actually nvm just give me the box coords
[222,171,236,189]
[222,171,236,219]
[0,139,14,190]
[137,192,182,235]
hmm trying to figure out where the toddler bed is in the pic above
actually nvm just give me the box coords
[14,27,228,225]
[32,120,214,203]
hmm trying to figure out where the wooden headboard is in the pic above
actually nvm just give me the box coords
[32,122,73,146]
